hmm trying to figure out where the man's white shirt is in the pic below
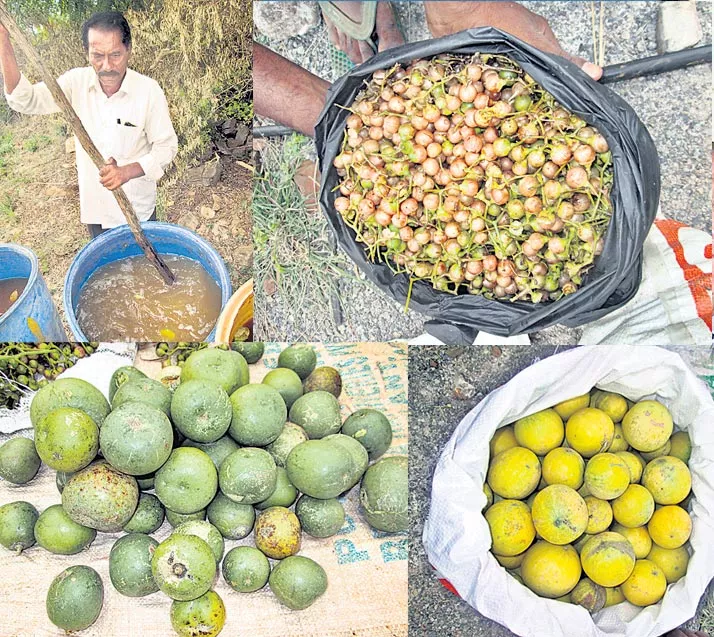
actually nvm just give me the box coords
[5,67,178,228]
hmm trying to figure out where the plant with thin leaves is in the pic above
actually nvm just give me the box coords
[253,134,357,339]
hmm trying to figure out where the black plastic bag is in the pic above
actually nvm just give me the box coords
[315,27,660,337]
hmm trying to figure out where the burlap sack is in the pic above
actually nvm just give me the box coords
[0,342,408,637]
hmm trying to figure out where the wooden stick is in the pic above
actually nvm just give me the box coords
[0,3,175,284]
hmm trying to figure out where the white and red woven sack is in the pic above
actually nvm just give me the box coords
[580,219,712,344]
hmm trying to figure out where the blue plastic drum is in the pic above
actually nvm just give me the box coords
[63,222,231,341]
[0,243,66,342]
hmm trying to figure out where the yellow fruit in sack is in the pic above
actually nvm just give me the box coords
[487,447,540,500]
[520,541,581,598]
[621,559,667,606]
[622,400,673,452]
[514,409,564,456]
[566,408,614,458]
[580,531,636,587]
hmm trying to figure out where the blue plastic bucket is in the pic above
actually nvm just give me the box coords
[63,222,232,341]
[0,243,66,342]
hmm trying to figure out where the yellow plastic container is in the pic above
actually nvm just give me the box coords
[215,279,253,343]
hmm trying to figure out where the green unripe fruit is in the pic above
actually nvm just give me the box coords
[269,556,327,610]
[0,501,38,553]
[30,378,109,429]
[182,435,239,471]
[341,408,393,460]
[35,407,99,472]
[206,493,254,540]
[152,534,217,601]
[266,423,309,467]
[166,508,206,528]
[173,520,225,563]
[360,456,408,532]
[34,504,96,554]
[289,390,342,439]
[46,566,103,632]
[0,437,41,484]
[263,368,304,409]
[170,380,232,443]
[109,533,159,597]
[108,366,147,401]
[180,348,249,395]
[222,546,270,592]
[295,495,345,538]
[100,402,173,476]
[155,448,217,514]
[112,377,172,416]
[228,384,286,446]
[219,447,277,504]
[123,493,165,534]
[230,342,264,364]
[278,345,317,380]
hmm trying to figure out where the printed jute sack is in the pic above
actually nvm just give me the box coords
[423,345,714,637]
[0,342,408,637]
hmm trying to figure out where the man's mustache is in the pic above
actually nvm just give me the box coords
[98,71,119,78]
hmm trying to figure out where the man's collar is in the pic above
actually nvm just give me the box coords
[89,67,135,97]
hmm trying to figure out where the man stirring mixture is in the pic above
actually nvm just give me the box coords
[0,11,178,237]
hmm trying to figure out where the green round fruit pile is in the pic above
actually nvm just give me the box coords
[0,343,407,635]
[484,389,694,612]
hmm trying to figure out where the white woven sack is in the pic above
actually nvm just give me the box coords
[423,345,714,637]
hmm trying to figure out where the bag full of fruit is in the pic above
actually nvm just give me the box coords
[423,345,714,637]
[315,27,660,337]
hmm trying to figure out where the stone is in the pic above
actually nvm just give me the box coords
[200,205,216,220]
[452,375,476,401]
[253,1,320,41]
[234,124,250,146]
[186,159,223,187]
[230,145,252,161]
[221,118,237,136]
[656,0,702,54]
[182,213,200,231]
[215,138,230,155]
[65,138,75,154]
[210,220,230,236]
[212,194,223,211]
[234,246,253,268]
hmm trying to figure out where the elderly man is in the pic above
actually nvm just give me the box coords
[0,11,178,237]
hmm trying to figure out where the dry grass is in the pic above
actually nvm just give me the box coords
[683,579,714,633]
[126,0,252,177]
[15,0,252,177]
[253,135,357,340]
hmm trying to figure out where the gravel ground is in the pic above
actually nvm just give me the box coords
[255,1,712,343]
[408,344,714,636]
